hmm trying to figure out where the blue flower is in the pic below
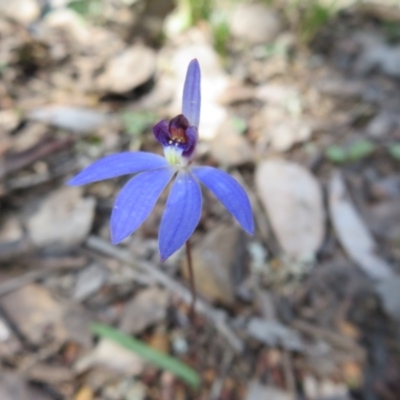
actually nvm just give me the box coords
[68,59,254,260]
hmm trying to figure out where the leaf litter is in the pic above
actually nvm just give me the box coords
[1,0,400,399]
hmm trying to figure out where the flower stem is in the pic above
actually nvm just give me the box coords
[185,239,196,321]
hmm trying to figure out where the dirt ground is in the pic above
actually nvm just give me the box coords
[1,1,400,399]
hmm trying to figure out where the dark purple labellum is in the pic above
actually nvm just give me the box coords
[153,114,198,159]
[169,114,189,144]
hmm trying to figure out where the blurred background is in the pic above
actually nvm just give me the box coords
[1,0,400,399]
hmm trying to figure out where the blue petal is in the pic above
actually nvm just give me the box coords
[159,170,202,261]
[68,152,169,186]
[111,167,175,244]
[192,166,254,234]
[182,59,201,128]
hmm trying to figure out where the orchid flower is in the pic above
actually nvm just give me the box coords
[68,59,254,261]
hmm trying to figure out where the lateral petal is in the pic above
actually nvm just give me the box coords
[192,166,254,234]
[111,167,175,244]
[182,59,201,128]
[159,170,202,261]
[68,152,168,186]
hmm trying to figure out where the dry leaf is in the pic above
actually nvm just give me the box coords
[328,172,393,280]
[255,159,324,260]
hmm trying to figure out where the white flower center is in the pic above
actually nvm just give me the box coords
[164,146,188,166]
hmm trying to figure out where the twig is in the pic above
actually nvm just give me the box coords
[292,319,366,361]
[86,235,244,353]
[0,137,74,180]
[282,348,296,399]
[0,257,87,297]
[185,240,196,321]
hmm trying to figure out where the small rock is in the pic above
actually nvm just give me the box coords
[245,381,292,400]
[119,287,169,334]
[210,118,253,166]
[27,186,95,248]
[97,45,156,94]
[230,4,283,44]
[74,263,108,301]
[181,224,247,306]
[74,338,144,375]
[247,318,303,351]
[0,109,20,132]
[255,159,324,261]
[29,106,109,133]
[0,0,40,25]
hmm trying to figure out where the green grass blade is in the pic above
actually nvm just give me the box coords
[90,323,200,388]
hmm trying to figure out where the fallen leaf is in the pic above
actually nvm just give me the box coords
[328,172,393,280]
[0,373,52,400]
[255,159,325,260]
[27,186,95,248]
[0,0,40,25]
[265,117,314,152]
[247,318,304,351]
[0,284,66,345]
[96,45,156,93]
[74,263,108,301]
[74,338,145,376]
[0,284,91,347]
[230,4,283,44]
[74,386,94,400]
[181,224,247,306]
[29,106,109,133]
[119,287,169,334]
[210,118,253,167]
[26,364,74,385]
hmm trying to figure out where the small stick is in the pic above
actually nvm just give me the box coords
[185,239,196,321]
[86,236,244,353]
